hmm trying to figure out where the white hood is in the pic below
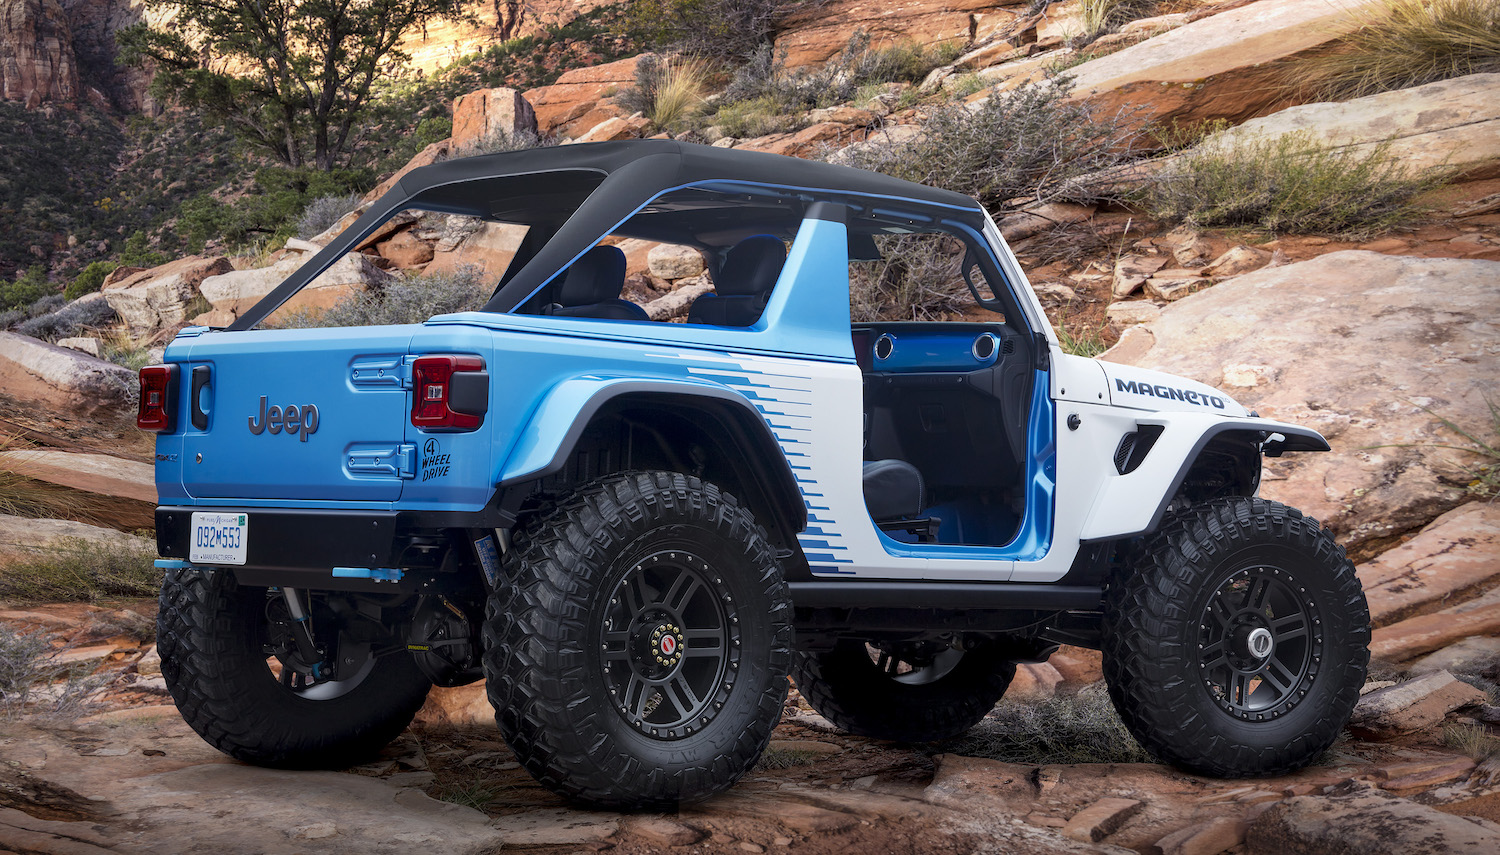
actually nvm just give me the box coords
[1098,362,1248,417]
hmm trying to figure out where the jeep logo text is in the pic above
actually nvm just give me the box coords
[248,396,320,441]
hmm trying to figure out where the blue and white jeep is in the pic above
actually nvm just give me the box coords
[141,141,1369,808]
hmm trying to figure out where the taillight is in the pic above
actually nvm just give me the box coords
[137,364,179,432]
[411,355,488,431]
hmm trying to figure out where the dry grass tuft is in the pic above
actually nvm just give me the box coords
[943,684,1151,765]
[1305,0,1500,100]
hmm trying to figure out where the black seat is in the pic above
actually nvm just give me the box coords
[687,235,786,326]
[863,459,925,521]
[548,245,647,321]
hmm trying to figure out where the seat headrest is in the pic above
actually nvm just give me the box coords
[557,245,627,306]
[715,235,786,296]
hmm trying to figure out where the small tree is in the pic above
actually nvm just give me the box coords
[119,0,467,170]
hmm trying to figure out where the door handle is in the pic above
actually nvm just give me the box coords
[190,365,212,430]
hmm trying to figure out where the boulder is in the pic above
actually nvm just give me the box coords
[1206,73,1500,180]
[0,449,155,503]
[739,122,870,158]
[523,55,641,137]
[375,229,435,268]
[199,252,394,321]
[570,113,650,143]
[57,336,99,356]
[1356,503,1500,627]
[0,331,135,418]
[1348,670,1487,738]
[0,513,145,562]
[1145,270,1208,301]
[449,87,538,153]
[1105,252,1500,559]
[1202,246,1272,278]
[646,243,705,280]
[1105,301,1160,325]
[1370,586,1500,663]
[1112,254,1167,298]
[425,221,528,279]
[1061,797,1141,843]
[998,202,1098,242]
[642,279,712,321]
[1409,636,1500,677]
[1247,790,1500,854]
[774,0,1014,69]
[102,255,234,336]
[414,683,492,727]
[1058,0,1371,128]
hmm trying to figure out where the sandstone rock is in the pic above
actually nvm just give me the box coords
[1100,325,1154,365]
[1145,271,1207,301]
[0,0,78,107]
[101,265,147,288]
[1380,756,1475,792]
[1059,0,1371,128]
[643,279,713,321]
[1106,301,1160,325]
[805,105,877,126]
[630,817,703,847]
[1349,670,1488,738]
[414,682,492,727]
[1247,790,1500,855]
[1207,73,1500,180]
[0,513,144,562]
[1108,252,1500,558]
[1010,661,1064,698]
[647,243,706,280]
[1148,816,1245,855]
[1219,363,1280,389]
[0,449,155,503]
[1061,797,1142,843]
[1370,586,1500,663]
[1171,234,1214,268]
[375,229,435,268]
[450,87,537,152]
[1112,254,1167,297]
[136,643,161,676]
[102,255,233,335]
[1033,281,1079,302]
[393,0,604,76]
[199,252,393,320]
[571,113,650,143]
[0,331,135,418]
[740,121,869,158]
[775,0,1008,68]
[1202,246,1272,278]
[282,237,322,254]
[523,55,640,137]
[999,202,1098,242]
[426,221,528,279]
[57,335,99,356]
[1356,503,1500,627]
[1410,636,1500,677]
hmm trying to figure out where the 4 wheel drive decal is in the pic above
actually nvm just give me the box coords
[1115,378,1227,409]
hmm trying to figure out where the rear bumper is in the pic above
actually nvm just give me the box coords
[156,504,514,573]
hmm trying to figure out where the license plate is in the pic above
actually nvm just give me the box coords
[189,512,248,565]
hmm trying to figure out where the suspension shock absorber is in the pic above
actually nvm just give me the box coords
[280,587,330,680]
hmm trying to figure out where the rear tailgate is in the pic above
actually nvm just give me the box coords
[170,327,416,502]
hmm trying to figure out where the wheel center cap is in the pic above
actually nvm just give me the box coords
[1246,627,1274,660]
[644,622,684,670]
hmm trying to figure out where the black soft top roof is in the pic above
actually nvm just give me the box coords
[229,140,984,330]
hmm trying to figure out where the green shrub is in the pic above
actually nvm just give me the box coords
[295,193,364,240]
[0,266,57,312]
[714,95,803,138]
[943,684,1151,765]
[64,261,121,300]
[836,76,1139,214]
[447,128,554,160]
[277,266,489,328]
[16,299,117,342]
[623,0,792,61]
[1305,0,1500,101]
[178,166,374,252]
[721,32,959,116]
[0,536,162,602]
[1145,130,1446,237]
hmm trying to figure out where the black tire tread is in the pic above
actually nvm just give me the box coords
[1101,496,1370,777]
[482,471,792,809]
[157,568,431,768]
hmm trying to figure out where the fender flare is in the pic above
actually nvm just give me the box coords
[1080,417,1329,542]
[496,375,806,538]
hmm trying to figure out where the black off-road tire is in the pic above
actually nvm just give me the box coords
[157,567,432,768]
[483,471,793,809]
[791,641,1016,742]
[1102,496,1369,777]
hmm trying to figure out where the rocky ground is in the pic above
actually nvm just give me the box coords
[1,600,1498,855]
[3,0,1500,852]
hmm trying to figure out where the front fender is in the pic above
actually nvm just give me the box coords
[1078,414,1328,542]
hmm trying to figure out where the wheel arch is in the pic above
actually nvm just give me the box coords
[495,377,807,550]
[1079,417,1329,543]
